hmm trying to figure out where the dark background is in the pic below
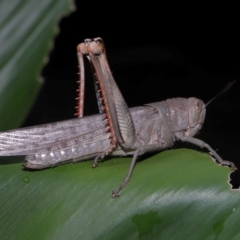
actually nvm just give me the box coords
[23,2,240,185]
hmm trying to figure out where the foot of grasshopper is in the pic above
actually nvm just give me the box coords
[112,180,128,198]
[92,155,100,168]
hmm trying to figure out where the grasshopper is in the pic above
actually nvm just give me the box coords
[0,37,237,197]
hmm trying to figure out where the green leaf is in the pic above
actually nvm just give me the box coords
[0,0,72,130]
[0,149,239,240]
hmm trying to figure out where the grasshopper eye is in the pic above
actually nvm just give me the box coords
[195,100,202,112]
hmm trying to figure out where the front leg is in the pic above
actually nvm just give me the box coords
[179,136,237,170]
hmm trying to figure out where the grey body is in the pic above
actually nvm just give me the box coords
[0,98,197,169]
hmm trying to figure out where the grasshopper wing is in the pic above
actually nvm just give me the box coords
[0,114,109,156]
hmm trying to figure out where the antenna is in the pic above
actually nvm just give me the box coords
[205,80,236,107]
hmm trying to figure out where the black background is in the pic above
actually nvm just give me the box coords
[23,2,240,185]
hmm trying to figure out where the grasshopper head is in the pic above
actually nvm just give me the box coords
[186,97,206,136]
[185,81,235,137]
